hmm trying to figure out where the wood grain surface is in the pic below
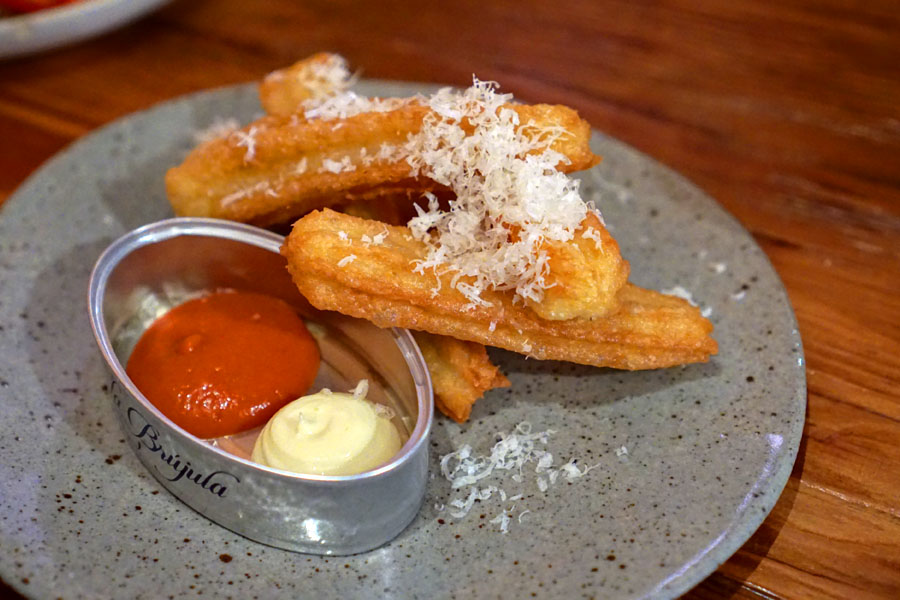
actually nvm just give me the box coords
[1,0,898,598]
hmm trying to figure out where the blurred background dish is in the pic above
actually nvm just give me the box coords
[0,0,170,59]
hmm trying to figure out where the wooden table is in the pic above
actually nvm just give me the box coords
[1,1,898,597]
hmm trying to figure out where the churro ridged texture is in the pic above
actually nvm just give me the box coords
[259,53,354,118]
[282,210,717,370]
[165,102,598,228]
[526,210,629,321]
[412,332,510,423]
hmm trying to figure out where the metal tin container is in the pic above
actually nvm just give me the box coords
[88,218,433,555]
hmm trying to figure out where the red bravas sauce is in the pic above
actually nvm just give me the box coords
[126,290,319,439]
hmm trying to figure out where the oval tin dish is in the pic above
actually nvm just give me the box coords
[87,218,433,555]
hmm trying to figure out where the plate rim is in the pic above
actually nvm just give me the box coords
[0,80,807,600]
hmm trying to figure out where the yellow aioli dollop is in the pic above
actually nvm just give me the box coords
[251,384,403,476]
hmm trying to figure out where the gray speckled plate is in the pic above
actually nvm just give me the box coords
[0,81,805,599]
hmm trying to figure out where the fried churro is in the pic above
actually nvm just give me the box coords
[259,52,355,118]
[282,210,717,370]
[412,331,510,423]
[528,210,629,321]
[170,54,719,422]
[166,101,597,228]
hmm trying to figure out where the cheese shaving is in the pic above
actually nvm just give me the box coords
[321,156,356,174]
[232,126,259,163]
[440,422,555,489]
[581,226,604,250]
[304,92,412,121]
[337,254,357,267]
[438,422,600,533]
[404,78,590,305]
[709,262,727,274]
[560,458,598,480]
[290,63,597,306]
[373,403,396,420]
[352,379,369,398]
[300,54,356,100]
[663,285,713,317]
[220,180,279,206]
[661,285,695,304]
[489,510,511,534]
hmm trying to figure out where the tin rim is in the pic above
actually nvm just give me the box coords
[87,217,434,484]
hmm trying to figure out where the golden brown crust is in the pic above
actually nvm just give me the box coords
[259,52,343,117]
[412,331,510,423]
[527,211,630,320]
[282,210,717,370]
[165,102,599,227]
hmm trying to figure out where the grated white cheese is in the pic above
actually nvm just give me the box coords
[232,126,259,162]
[373,403,396,420]
[300,54,356,100]
[321,156,356,174]
[220,180,279,206]
[449,487,480,518]
[371,229,388,246]
[352,379,368,398]
[289,64,598,307]
[438,422,600,533]
[337,254,357,267]
[402,78,591,306]
[662,285,713,318]
[560,458,598,480]
[489,509,511,534]
[581,226,604,250]
[661,285,696,304]
[378,143,401,161]
[440,422,556,489]
[304,92,411,121]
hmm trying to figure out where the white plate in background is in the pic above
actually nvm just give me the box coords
[0,0,170,59]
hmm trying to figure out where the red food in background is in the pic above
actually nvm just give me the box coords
[0,0,81,14]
